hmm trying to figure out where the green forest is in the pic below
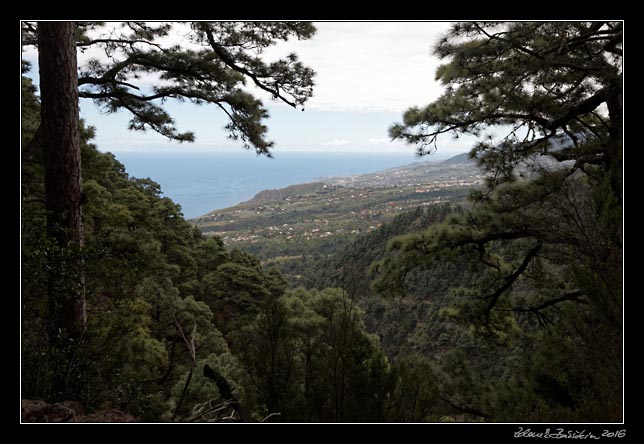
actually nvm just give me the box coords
[21,22,622,423]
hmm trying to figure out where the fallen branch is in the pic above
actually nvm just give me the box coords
[261,412,281,423]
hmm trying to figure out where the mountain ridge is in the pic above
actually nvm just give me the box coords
[440,152,471,165]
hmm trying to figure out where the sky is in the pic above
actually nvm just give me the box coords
[22,21,476,157]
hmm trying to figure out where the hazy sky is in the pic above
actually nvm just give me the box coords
[22,21,475,156]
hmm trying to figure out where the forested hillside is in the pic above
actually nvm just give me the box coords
[21,75,488,422]
[21,75,394,421]
[21,21,622,424]
[379,21,622,422]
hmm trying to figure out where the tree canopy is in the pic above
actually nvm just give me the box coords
[376,21,622,421]
[23,21,316,154]
[383,21,622,323]
[390,21,622,194]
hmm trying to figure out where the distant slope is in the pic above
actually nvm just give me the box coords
[244,182,326,206]
[194,155,485,220]
[440,152,471,165]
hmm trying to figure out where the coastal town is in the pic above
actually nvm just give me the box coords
[192,154,484,254]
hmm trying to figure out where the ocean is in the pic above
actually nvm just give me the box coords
[111,151,438,219]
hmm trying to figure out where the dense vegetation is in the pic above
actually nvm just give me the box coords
[380,22,622,421]
[21,76,459,422]
[22,21,622,423]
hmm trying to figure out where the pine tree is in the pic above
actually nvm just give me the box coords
[379,22,623,421]
[36,24,87,396]
[23,21,315,153]
[385,21,623,325]
[390,22,622,198]
[22,20,316,401]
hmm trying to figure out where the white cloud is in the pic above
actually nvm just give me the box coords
[260,22,453,113]
[322,139,350,146]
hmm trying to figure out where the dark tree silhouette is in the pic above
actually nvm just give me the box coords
[203,364,244,421]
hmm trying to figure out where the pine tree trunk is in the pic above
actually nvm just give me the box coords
[606,80,623,202]
[37,21,86,346]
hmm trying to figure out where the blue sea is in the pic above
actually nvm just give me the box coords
[111,151,440,219]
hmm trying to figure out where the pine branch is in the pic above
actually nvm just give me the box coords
[482,242,542,325]
[76,38,164,50]
[545,86,609,132]
[532,291,587,311]
[499,291,587,328]
[202,26,299,108]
